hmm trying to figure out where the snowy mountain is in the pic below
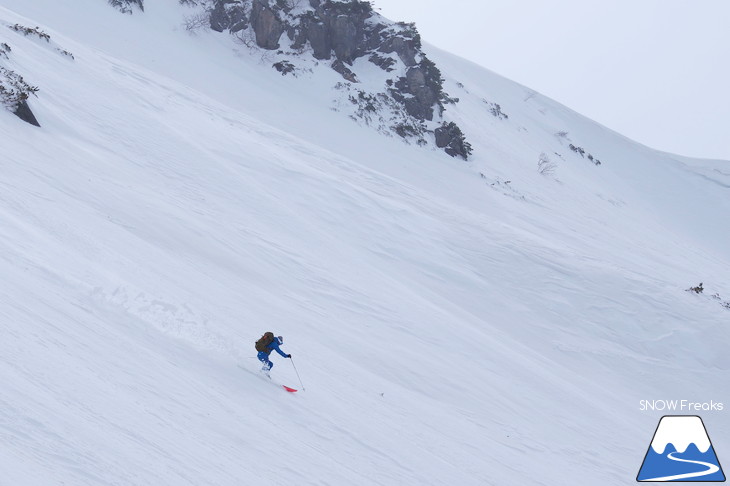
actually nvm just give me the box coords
[1,1,728,485]
[651,416,712,454]
[638,416,725,482]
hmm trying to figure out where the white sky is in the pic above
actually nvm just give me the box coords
[375,0,730,161]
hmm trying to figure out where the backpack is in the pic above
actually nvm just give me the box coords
[255,332,275,352]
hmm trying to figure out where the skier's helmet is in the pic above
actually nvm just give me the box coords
[277,335,284,344]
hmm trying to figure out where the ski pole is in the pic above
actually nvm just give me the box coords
[290,357,305,391]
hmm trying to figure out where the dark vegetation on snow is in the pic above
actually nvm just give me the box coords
[553,131,604,166]
[8,24,51,42]
[537,152,556,176]
[688,282,704,294]
[273,60,296,75]
[0,66,40,126]
[569,143,601,166]
[686,282,730,311]
[483,99,508,120]
[3,22,76,126]
[109,0,145,14]
[1,25,45,126]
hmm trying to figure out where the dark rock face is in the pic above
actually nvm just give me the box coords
[434,122,471,160]
[273,60,295,75]
[392,64,440,121]
[193,0,472,159]
[434,126,451,148]
[305,20,331,60]
[368,53,396,72]
[301,1,378,64]
[210,5,227,31]
[210,1,248,33]
[331,59,358,82]
[13,100,40,127]
[251,0,284,49]
[379,36,417,67]
[330,16,358,62]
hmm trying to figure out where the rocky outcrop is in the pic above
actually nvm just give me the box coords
[330,15,358,62]
[435,122,472,160]
[273,60,295,75]
[378,24,420,67]
[391,59,444,121]
[289,1,378,63]
[13,100,40,127]
[302,19,331,59]
[251,0,284,49]
[368,53,396,72]
[210,0,248,33]
[192,0,471,159]
[331,59,357,83]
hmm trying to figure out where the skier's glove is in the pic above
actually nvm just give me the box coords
[287,354,292,358]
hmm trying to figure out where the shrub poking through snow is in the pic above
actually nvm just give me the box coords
[538,152,556,176]
[8,24,51,42]
[108,0,145,14]
[0,67,39,109]
[569,143,602,166]
[0,67,41,126]
[687,282,704,294]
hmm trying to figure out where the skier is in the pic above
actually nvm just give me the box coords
[255,332,291,374]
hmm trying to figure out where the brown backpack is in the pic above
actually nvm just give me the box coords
[255,332,275,352]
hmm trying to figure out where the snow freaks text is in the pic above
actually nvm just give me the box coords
[639,400,724,412]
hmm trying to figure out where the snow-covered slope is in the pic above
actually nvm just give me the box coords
[1,1,728,485]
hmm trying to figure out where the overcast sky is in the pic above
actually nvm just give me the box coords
[375,0,730,161]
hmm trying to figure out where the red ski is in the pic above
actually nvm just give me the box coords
[238,365,298,392]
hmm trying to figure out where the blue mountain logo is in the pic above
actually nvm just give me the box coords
[638,415,725,482]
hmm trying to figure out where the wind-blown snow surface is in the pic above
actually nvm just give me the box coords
[1,1,729,485]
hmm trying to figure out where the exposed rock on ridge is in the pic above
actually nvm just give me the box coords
[187,0,471,159]
[251,0,285,49]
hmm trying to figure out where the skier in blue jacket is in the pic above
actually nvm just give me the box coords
[257,334,290,373]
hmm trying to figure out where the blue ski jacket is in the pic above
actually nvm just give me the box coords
[265,338,289,358]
